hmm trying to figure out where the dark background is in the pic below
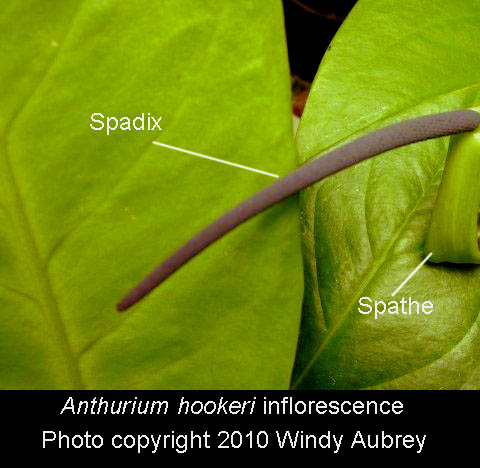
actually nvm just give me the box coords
[283,0,357,81]
[2,391,475,460]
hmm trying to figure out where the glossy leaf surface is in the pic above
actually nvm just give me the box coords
[293,0,480,389]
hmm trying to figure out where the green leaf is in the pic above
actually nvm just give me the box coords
[0,0,303,389]
[293,0,480,389]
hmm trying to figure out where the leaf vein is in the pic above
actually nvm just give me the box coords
[292,162,444,388]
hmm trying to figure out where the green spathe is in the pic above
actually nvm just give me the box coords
[425,120,480,263]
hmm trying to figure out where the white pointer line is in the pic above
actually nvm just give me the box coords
[391,252,433,297]
[152,141,279,178]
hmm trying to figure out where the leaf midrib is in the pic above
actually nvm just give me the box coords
[291,160,444,389]
[0,3,86,388]
[1,141,84,388]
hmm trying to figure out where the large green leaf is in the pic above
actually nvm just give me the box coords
[293,0,480,389]
[0,0,303,389]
